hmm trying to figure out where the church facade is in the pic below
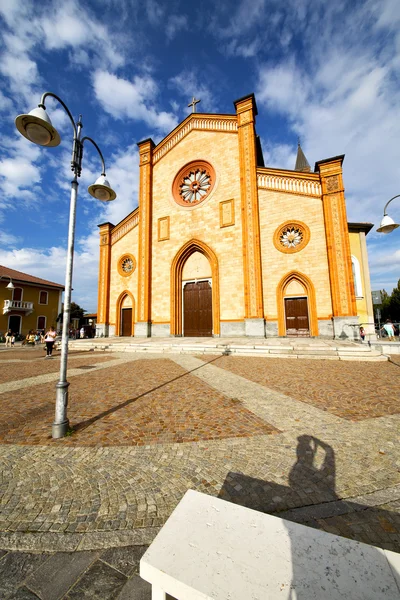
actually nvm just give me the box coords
[96,94,375,340]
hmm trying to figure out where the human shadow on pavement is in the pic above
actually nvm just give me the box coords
[72,354,222,433]
[218,435,400,598]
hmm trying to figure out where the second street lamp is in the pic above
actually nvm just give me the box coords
[377,194,400,234]
[15,92,117,439]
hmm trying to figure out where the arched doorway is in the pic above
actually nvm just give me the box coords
[277,271,318,337]
[116,291,135,337]
[182,252,212,337]
[171,240,220,336]
[9,315,21,334]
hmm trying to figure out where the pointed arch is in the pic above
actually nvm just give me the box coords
[115,290,135,336]
[277,271,318,336]
[171,239,220,336]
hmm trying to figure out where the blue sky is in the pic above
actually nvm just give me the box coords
[0,0,399,312]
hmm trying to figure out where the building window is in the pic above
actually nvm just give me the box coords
[172,160,216,208]
[118,254,137,277]
[273,221,310,254]
[351,256,363,297]
[39,291,48,304]
[13,287,23,302]
[37,316,46,330]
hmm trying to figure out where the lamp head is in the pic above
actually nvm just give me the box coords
[377,214,400,234]
[6,280,14,289]
[88,175,117,201]
[15,106,61,147]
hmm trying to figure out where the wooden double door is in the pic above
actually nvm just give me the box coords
[183,281,212,337]
[121,308,132,336]
[285,297,310,336]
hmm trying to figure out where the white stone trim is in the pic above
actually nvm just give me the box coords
[257,173,321,196]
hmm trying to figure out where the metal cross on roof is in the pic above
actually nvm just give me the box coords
[188,97,201,113]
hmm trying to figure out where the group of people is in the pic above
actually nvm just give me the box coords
[4,326,58,357]
[360,319,399,342]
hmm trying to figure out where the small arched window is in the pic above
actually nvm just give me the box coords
[351,255,363,297]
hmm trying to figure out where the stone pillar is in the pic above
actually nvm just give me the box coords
[136,138,155,337]
[316,156,358,340]
[234,94,264,337]
[359,229,377,340]
[97,222,113,337]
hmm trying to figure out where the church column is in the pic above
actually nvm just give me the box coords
[316,156,358,339]
[136,138,155,337]
[97,222,113,337]
[234,94,264,336]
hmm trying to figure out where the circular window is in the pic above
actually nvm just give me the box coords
[118,254,136,276]
[172,160,216,208]
[273,221,310,253]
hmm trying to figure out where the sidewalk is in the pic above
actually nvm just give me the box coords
[0,347,399,598]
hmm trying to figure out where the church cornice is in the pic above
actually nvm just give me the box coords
[110,207,139,245]
[153,113,238,164]
[257,167,321,197]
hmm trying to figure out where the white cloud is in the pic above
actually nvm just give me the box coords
[92,70,178,133]
[165,15,188,41]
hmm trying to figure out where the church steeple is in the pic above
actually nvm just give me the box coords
[295,140,311,172]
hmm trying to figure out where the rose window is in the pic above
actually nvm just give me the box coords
[280,226,303,248]
[273,221,310,253]
[172,160,216,207]
[121,257,134,273]
[179,169,211,203]
[118,254,136,276]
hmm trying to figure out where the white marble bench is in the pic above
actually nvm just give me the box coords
[140,489,400,599]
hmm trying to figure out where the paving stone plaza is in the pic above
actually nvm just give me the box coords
[0,341,399,598]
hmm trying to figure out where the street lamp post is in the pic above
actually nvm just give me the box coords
[377,194,400,234]
[15,92,117,438]
[0,276,14,290]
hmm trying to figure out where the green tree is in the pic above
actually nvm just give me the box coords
[70,302,86,320]
[388,279,400,322]
[57,302,86,324]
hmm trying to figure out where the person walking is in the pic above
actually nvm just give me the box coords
[383,319,396,342]
[44,326,57,358]
[359,326,365,342]
[5,329,13,347]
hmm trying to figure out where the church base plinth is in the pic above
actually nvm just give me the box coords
[317,320,334,338]
[220,321,246,337]
[244,318,265,337]
[332,316,360,341]
[95,324,109,338]
[265,320,278,337]
[151,323,171,337]
[135,321,152,337]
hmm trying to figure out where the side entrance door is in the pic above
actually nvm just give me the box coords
[183,281,212,337]
[285,297,310,336]
[9,315,21,334]
[121,308,132,336]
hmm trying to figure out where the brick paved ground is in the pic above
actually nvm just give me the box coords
[204,355,400,420]
[0,346,399,598]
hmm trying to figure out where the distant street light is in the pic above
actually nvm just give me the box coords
[15,92,117,439]
[377,194,400,234]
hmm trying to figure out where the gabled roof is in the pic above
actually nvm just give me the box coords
[0,265,64,289]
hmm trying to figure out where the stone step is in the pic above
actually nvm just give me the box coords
[67,342,387,361]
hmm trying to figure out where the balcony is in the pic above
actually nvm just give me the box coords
[3,300,34,316]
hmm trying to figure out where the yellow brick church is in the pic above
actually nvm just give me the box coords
[96,94,374,340]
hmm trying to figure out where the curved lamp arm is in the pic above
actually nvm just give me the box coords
[39,92,77,140]
[383,194,400,216]
[81,136,106,176]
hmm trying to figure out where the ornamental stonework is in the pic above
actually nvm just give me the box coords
[118,253,136,277]
[325,175,339,192]
[273,221,310,254]
[172,160,215,208]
